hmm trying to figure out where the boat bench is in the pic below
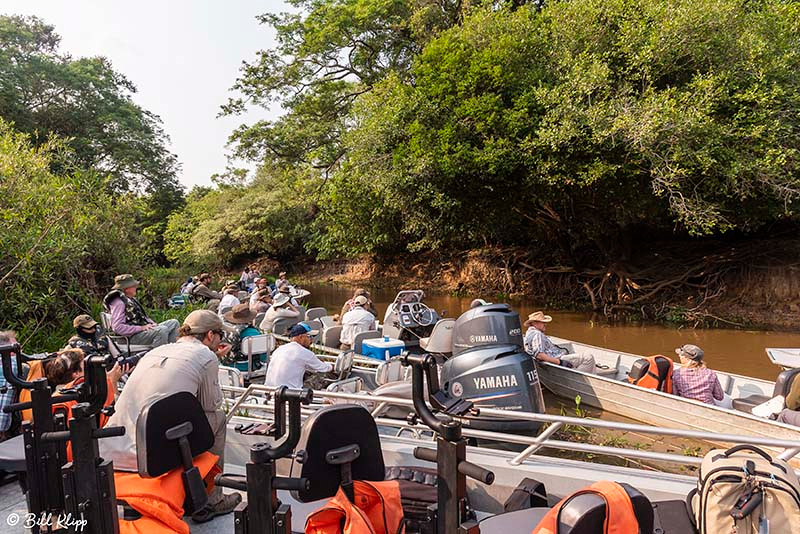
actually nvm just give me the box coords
[732,367,800,413]
[0,435,25,474]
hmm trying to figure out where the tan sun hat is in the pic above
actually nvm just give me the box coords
[273,293,291,308]
[112,274,140,290]
[224,303,257,325]
[73,314,98,329]
[524,311,553,327]
[183,310,236,335]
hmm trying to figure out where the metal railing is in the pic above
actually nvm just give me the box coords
[221,383,800,472]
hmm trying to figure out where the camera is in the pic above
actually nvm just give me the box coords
[105,352,144,370]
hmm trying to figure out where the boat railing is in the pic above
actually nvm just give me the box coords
[221,383,800,473]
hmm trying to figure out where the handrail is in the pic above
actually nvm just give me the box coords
[221,383,800,471]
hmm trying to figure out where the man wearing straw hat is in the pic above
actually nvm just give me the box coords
[523,311,596,372]
[103,274,180,347]
[258,293,301,334]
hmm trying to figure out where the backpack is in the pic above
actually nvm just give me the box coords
[627,355,673,393]
[689,445,800,534]
[531,480,651,534]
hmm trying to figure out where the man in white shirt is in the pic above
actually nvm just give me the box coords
[264,322,332,389]
[217,285,240,316]
[339,295,376,350]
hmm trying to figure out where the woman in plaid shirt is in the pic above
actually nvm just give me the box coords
[671,344,724,405]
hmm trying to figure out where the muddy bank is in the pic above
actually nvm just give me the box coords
[293,240,800,331]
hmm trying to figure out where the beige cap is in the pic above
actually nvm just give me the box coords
[73,314,98,329]
[353,295,368,306]
[524,311,553,327]
[112,274,140,290]
[183,310,236,335]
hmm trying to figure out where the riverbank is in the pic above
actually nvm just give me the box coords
[293,240,800,332]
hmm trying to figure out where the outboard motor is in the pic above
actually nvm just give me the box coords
[440,303,546,434]
[451,303,524,356]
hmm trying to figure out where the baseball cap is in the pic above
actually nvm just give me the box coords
[288,322,319,338]
[353,295,368,306]
[675,344,704,361]
[73,314,98,329]
[183,310,236,335]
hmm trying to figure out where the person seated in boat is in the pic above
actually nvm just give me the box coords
[66,314,109,358]
[275,271,290,292]
[249,288,272,313]
[99,310,242,521]
[774,373,800,426]
[239,265,259,291]
[47,347,128,393]
[524,311,573,366]
[217,283,241,316]
[264,322,333,389]
[0,330,19,441]
[672,344,724,405]
[340,295,378,350]
[191,272,224,311]
[276,284,302,306]
[259,293,301,333]
[341,288,378,318]
[103,274,180,347]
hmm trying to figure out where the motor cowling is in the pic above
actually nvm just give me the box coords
[451,303,524,356]
[441,345,546,433]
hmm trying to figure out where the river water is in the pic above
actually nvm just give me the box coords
[302,282,800,381]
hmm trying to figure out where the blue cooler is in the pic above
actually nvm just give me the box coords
[361,337,405,361]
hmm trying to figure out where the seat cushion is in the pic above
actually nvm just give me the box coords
[0,435,26,473]
[732,394,770,413]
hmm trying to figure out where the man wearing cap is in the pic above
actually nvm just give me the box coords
[264,323,333,389]
[191,273,224,312]
[275,272,289,292]
[339,295,377,350]
[249,288,272,313]
[66,314,109,357]
[259,293,301,334]
[340,288,378,318]
[103,274,179,347]
[99,310,241,520]
[672,344,724,405]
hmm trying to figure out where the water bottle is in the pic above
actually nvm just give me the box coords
[384,335,389,342]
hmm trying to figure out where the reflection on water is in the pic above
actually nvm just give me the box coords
[302,282,800,381]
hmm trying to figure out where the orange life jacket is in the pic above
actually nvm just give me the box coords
[114,451,220,534]
[49,376,116,461]
[20,360,45,422]
[627,355,673,393]
[532,480,641,534]
[305,480,405,534]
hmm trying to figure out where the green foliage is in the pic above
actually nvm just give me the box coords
[0,15,184,263]
[0,120,141,346]
[164,168,315,267]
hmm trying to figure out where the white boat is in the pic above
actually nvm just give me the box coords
[538,336,800,454]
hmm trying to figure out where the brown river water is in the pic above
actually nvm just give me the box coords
[302,282,800,381]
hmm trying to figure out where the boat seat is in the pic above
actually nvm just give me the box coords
[290,404,385,503]
[353,330,381,355]
[321,325,342,349]
[0,434,25,473]
[732,367,800,413]
[419,319,455,354]
[305,307,327,322]
[593,365,618,377]
[479,507,550,531]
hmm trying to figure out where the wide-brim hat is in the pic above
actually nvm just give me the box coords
[112,274,140,290]
[273,293,291,307]
[224,303,258,325]
[524,311,552,327]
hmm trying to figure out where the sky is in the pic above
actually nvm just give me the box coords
[1,0,287,188]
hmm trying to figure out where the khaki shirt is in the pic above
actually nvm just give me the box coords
[99,337,222,472]
[192,283,223,302]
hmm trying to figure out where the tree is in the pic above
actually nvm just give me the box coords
[0,15,185,262]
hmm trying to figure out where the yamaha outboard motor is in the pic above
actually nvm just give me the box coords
[451,303,524,356]
[440,303,546,434]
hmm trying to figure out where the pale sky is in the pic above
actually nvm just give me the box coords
[1,0,287,188]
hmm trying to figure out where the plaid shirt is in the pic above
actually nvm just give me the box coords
[672,366,723,405]
[0,357,17,432]
[524,327,564,359]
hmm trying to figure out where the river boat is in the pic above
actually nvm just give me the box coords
[537,336,800,454]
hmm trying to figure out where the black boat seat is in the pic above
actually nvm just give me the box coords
[732,367,800,413]
[483,483,653,534]
[0,434,25,473]
[290,404,385,502]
